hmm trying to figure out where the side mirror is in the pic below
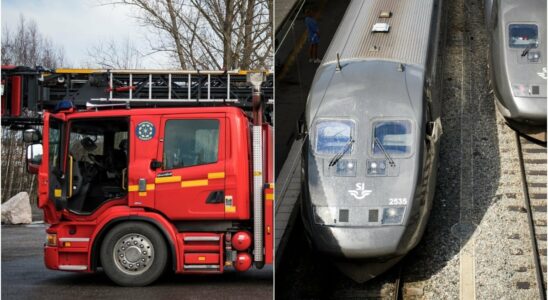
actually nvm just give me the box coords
[23,129,42,143]
[26,144,43,174]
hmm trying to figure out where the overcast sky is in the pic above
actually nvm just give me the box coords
[1,0,172,68]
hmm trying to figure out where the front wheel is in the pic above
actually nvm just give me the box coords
[100,222,168,286]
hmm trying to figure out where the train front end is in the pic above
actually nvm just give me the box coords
[490,0,547,129]
[301,60,437,282]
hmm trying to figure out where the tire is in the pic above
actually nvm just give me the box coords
[100,222,168,286]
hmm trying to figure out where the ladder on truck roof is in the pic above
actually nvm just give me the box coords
[41,69,273,111]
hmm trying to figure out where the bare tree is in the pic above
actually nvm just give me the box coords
[86,38,143,69]
[1,14,65,68]
[100,0,272,70]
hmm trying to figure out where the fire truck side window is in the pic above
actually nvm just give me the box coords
[69,133,104,160]
[48,118,62,170]
[66,118,129,214]
[163,119,219,170]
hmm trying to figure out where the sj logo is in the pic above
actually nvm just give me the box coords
[348,183,372,200]
[538,67,547,80]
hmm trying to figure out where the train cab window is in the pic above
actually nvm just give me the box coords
[509,24,538,48]
[163,119,219,170]
[372,120,412,156]
[314,120,355,154]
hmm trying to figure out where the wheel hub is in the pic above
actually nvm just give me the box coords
[113,233,154,275]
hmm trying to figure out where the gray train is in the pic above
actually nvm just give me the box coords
[485,0,547,139]
[300,0,444,282]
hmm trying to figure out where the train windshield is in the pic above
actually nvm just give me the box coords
[372,120,412,156]
[509,24,538,48]
[315,120,354,154]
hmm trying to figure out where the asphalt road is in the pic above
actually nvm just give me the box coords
[1,224,272,300]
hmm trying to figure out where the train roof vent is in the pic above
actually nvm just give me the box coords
[369,45,380,52]
[379,11,392,18]
[372,23,390,33]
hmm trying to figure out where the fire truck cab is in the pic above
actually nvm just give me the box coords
[22,69,273,286]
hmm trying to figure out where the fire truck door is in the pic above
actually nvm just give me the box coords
[129,116,161,208]
[154,114,226,220]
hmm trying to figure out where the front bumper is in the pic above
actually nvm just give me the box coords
[497,95,547,124]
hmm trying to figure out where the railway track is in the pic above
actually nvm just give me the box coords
[516,133,547,300]
[331,263,404,300]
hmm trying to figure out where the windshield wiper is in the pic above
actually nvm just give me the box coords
[522,43,536,57]
[329,138,354,167]
[375,137,396,167]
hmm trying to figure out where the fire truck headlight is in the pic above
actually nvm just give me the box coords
[46,234,57,247]
[381,207,405,225]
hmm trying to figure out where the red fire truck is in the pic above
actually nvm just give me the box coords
[19,69,273,286]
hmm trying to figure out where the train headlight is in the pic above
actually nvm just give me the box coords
[527,51,540,63]
[381,207,405,225]
[334,159,357,177]
[367,160,387,176]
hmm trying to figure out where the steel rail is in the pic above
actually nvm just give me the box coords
[516,132,546,300]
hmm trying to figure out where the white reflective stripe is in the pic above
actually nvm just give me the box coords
[59,265,87,271]
[183,236,220,242]
[184,265,220,270]
[58,238,90,242]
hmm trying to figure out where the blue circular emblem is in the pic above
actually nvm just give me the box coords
[136,121,155,141]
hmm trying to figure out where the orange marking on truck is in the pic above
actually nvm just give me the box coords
[155,176,181,184]
[181,179,208,188]
[207,172,225,179]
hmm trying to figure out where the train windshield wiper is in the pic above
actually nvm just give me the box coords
[329,138,354,167]
[375,137,396,167]
[522,43,535,57]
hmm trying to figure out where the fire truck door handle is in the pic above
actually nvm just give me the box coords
[205,191,225,204]
[138,179,147,192]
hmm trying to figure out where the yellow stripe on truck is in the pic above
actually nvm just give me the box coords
[155,176,181,184]
[181,179,208,188]
[207,172,225,179]
[55,68,103,74]
[128,184,155,192]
